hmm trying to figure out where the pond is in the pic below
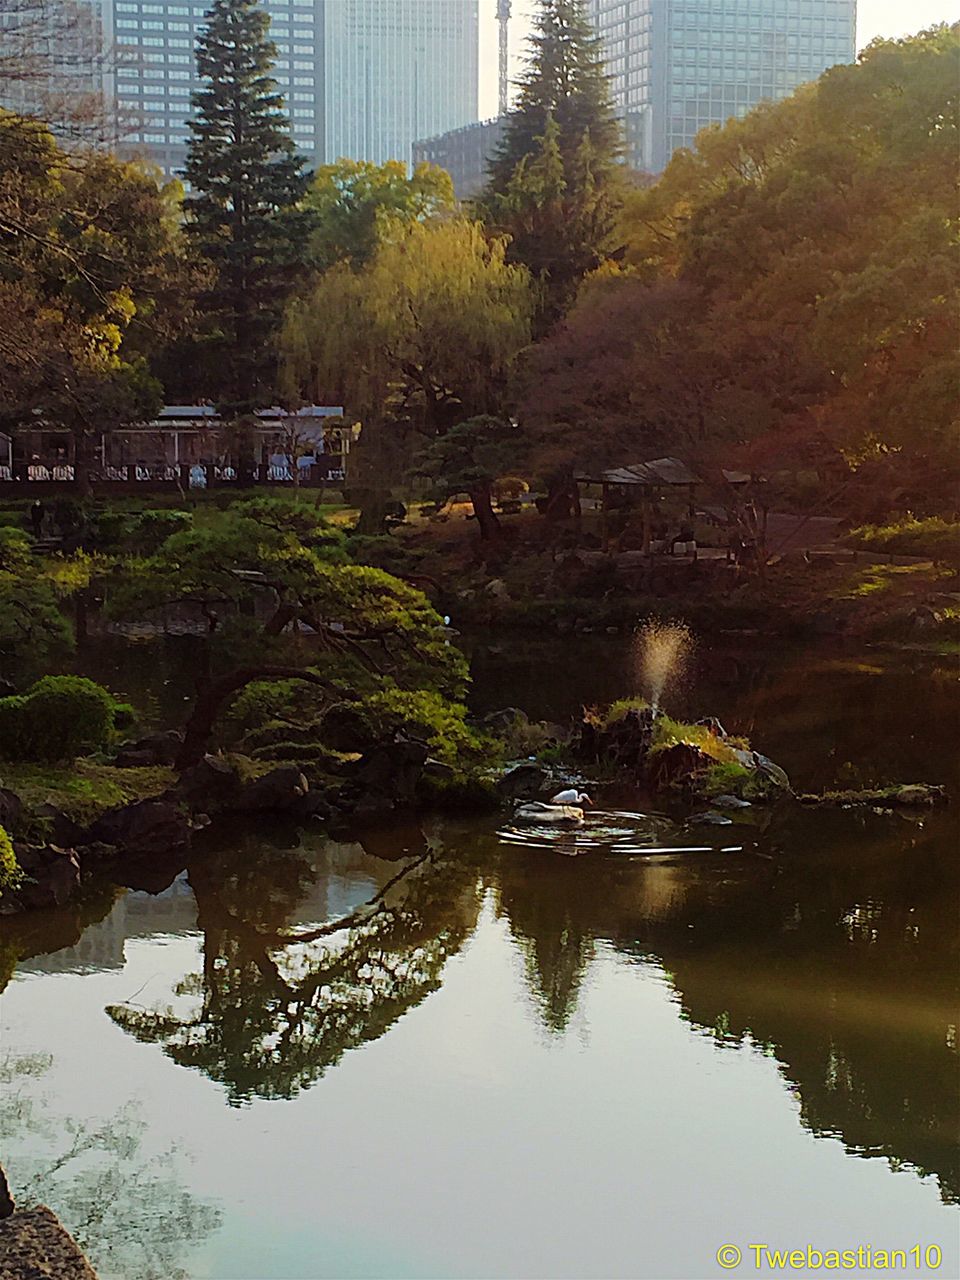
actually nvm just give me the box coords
[1,638,957,1279]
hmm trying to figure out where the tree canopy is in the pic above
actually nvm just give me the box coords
[477,0,622,328]
[180,0,314,407]
[0,112,189,476]
[519,24,960,516]
[283,218,534,526]
[306,158,455,272]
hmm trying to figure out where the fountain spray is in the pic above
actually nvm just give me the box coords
[634,620,692,714]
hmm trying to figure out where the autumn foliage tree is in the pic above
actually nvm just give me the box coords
[520,24,960,519]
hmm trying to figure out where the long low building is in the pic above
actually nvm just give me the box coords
[2,405,356,490]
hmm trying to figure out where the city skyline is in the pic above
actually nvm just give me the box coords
[479,0,959,117]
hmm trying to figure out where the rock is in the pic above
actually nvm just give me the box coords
[9,844,81,910]
[0,1205,98,1279]
[351,739,429,805]
[422,758,455,784]
[89,799,191,858]
[34,804,84,848]
[0,789,22,832]
[752,753,791,792]
[0,1165,12,1219]
[484,578,510,600]
[293,791,334,823]
[496,762,548,799]
[647,743,714,789]
[712,794,752,809]
[237,765,310,813]
[894,784,945,806]
[480,707,529,737]
[910,606,944,631]
[113,729,183,768]
[692,810,734,825]
[175,755,241,807]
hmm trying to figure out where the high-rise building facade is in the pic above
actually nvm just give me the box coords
[413,116,506,200]
[587,0,857,173]
[103,0,477,177]
[324,0,478,165]
[112,0,326,176]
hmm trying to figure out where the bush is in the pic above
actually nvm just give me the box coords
[0,676,119,762]
[0,825,21,898]
[128,509,192,555]
[847,517,960,566]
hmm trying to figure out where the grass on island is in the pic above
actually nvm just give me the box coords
[0,761,175,827]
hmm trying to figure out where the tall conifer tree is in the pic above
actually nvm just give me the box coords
[184,0,312,406]
[477,0,621,328]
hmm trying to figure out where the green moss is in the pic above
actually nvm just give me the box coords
[701,762,754,797]
[1,762,174,826]
[0,826,21,898]
[649,716,740,764]
[602,697,650,727]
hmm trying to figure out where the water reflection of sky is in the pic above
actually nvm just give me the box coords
[2,641,958,1278]
[2,819,957,1280]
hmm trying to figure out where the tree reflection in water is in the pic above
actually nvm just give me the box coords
[104,805,957,1206]
[108,837,483,1104]
[0,1053,221,1280]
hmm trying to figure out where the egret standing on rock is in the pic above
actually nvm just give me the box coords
[550,789,593,806]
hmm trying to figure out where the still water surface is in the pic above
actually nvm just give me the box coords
[1,640,957,1279]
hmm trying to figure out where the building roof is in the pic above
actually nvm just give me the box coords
[156,405,343,422]
[595,457,700,487]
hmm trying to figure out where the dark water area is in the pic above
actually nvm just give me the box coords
[1,637,957,1279]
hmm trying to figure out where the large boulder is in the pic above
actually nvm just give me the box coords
[0,1205,98,1279]
[89,798,191,858]
[496,762,548,799]
[236,765,310,813]
[6,844,81,911]
[34,804,84,848]
[350,739,429,805]
[174,755,242,809]
[647,743,714,789]
[0,788,22,832]
[481,707,529,738]
[113,729,183,768]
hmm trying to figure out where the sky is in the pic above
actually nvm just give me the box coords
[478,0,957,117]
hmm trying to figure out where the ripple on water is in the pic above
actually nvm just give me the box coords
[496,808,742,858]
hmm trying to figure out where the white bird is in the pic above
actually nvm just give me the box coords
[550,789,593,806]
[514,801,586,826]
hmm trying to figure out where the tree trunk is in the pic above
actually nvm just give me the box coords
[470,484,500,540]
[541,474,580,521]
[353,488,391,535]
[175,665,337,770]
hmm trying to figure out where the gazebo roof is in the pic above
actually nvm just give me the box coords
[595,457,700,487]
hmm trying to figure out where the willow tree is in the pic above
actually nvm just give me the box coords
[282,218,535,530]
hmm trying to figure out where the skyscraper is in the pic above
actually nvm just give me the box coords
[324,0,479,165]
[102,0,477,177]
[111,0,325,176]
[586,0,857,173]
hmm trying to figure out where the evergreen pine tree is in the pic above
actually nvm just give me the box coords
[184,0,312,407]
[477,0,622,328]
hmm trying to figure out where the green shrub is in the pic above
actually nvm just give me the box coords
[129,509,192,554]
[847,517,960,565]
[0,676,119,762]
[0,825,21,898]
[0,527,31,569]
[602,697,650,727]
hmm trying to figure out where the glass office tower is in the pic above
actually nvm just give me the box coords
[111,0,325,175]
[108,0,477,176]
[587,0,857,173]
[324,0,479,166]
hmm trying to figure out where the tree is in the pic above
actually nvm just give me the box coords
[0,112,190,489]
[476,0,622,327]
[283,218,534,530]
[306,158,454,272]
[182,0,314,407]
[105,499,467,767]
[416,415,520,540]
